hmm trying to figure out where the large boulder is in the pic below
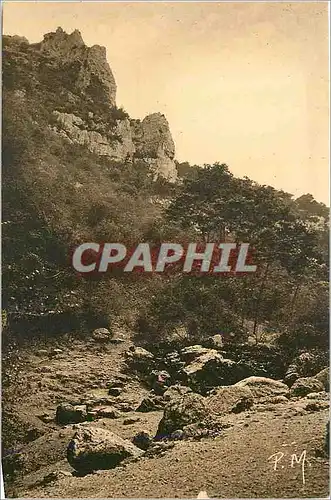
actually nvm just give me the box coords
[67,427,143,472]
[156,392,210,438]
[285,351,328,386]
[208,385,254,415]
[125,346,155,374]
[234,376,289,401]
[290,377,324,397]
[314,368,329,392]
[182,350,239,392]
[132,431,153,451]
[56,403,88,424]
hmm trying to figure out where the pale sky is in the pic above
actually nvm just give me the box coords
[2,2,329,203]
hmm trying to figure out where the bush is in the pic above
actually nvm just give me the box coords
[136,276,247,344]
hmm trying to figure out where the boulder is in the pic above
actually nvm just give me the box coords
[207,385,254,415]
[306,391,329,400]
[92,328,112,342]
[170,429,185,440]
[127,346,154,358]
[136,394,165,413]
[284,365,299,387]
[180,345,211,362]
[132,431,153,451]
[156,392,210,438]
[125,346,155,373]
[285,351,327,384]
[304,400,329,412]
[314,368,329,391]
[163,385,192,402]
[182,350,239,392]
[183,350,223,374]
[67,427,143,472]
[56,403,88,425]
[290,377,324,397]
[234,376,289,400]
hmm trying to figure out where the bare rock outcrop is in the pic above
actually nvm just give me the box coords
[6,27,178,180]
[51,110,177,180]
[132,113,177,181]
[40,27,117,106]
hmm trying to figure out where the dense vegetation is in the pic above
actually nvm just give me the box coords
[2,35,329,359]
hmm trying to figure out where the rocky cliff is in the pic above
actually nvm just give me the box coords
[3,28,178,181]
[40,27,117,107]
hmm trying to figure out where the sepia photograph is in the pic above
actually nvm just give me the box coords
[1,1,329,498]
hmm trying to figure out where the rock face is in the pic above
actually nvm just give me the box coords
[234,376,289,401]
[67,427,143,471]
[40,27,117,106]
[52,111,177,181]
[52,111,135,160]
[38,28,177,180]
[4,28,178,180]
[132,113,177,181]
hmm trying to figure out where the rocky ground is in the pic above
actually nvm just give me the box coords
[2,328,329,499]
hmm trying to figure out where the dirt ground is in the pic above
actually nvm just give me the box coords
[2,333,329,499]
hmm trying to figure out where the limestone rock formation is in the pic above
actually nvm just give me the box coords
[132,113,177,181]
[40,27,117,106]
[51,110,178,180]
[4,28,178,180]
[38,28,177,179]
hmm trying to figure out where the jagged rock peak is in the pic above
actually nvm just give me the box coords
[42,27,85,50]
[40,27,117,106]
